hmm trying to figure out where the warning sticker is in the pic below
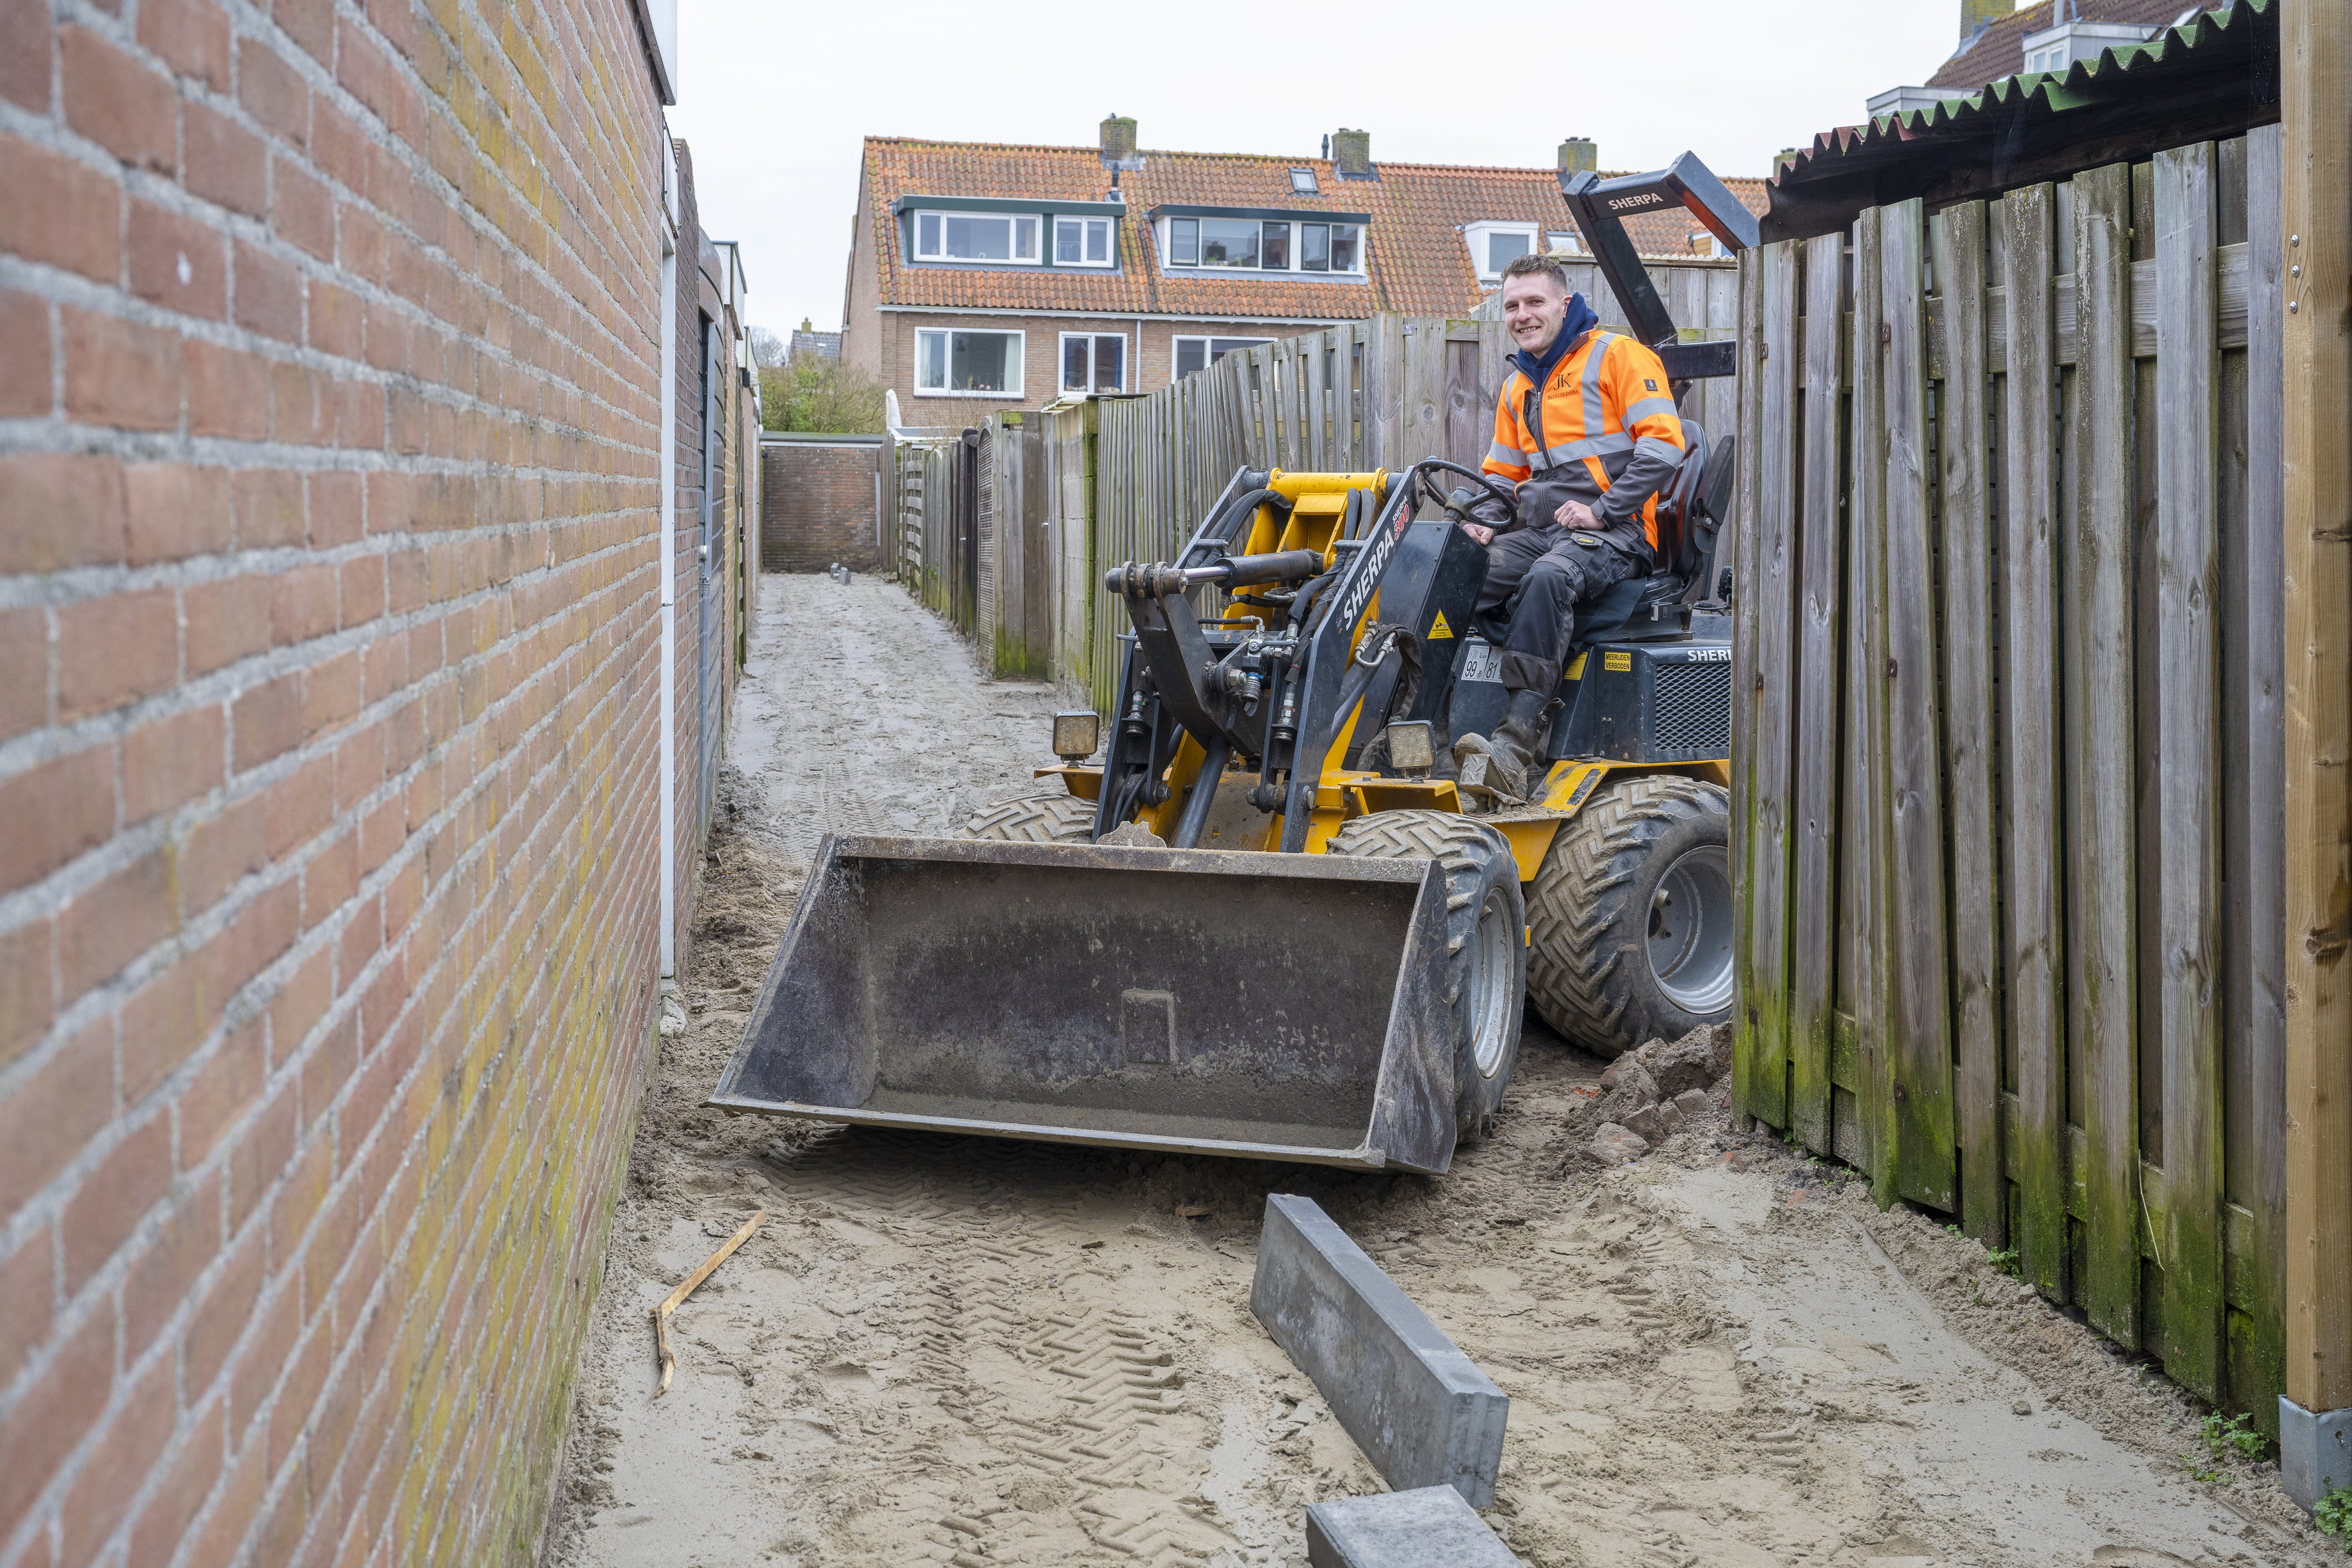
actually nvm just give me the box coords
[1427,609,1454,640]
[1604,651,1633,671]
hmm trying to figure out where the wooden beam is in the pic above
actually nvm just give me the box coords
[2282,0,2352,1417]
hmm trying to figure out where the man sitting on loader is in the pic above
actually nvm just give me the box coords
[1453,251,1687,801]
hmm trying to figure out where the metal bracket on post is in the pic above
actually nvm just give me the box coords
[2280,1397,2352,1512]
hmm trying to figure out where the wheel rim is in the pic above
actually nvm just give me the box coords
[1646,844,1735,1014]
[1469,888,1516,1076]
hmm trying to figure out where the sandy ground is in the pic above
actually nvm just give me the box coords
[539,574,2333,1568]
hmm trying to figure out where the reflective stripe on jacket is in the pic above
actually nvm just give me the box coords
[1480,329,1684,558]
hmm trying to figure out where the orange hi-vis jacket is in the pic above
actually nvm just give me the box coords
[1480,327,1685,560]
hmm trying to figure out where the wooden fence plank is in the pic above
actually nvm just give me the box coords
[1402,318,1450,469]
[1881,198,1958,1212]
[2001,182,2073,1305]
[1936,201,2005,1239]
[1731,251,1763,1123]
[1306,331,1330,471]
[2154,139,2227,1401]
[2225,118,2288,1427]
[1789,230,1845,1155]
[1849,204,1892,1184]
[2069,161,2144,1346]
[1445,335,1484,473]
[1739,239,1799,1128]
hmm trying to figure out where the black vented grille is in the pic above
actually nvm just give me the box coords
[1653,660,1731,753]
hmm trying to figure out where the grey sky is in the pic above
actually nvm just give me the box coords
[663,0,1974,340]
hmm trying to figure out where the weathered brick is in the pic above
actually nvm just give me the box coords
[0,1309,112,1539]
[129,198,229,319]
[0,286,50,418]
[138,0,231,91]
[186,337,272,439]
[56,584,178,720]
[58,846,179,996]
[0,607,46,743]
[0,0,48,110]
[0,1018,113,1217]
[274,155,335,262]
[0,918,53,1070]
[264,757,334,860]
[309,469,364,548]
[0,1225,51,1389]
[126,461,234,566]
[234,238,305,344]
[177,1014,264,1170]
[270,562,338,647]
[237,35,309,149]
[184,100,268,218]
[185,574,272,676]
[61,1111,171,1293]
[126,1393,225,1567]
[61,25,177,173]
[234,468,307,548]
[231,671,304,772]
[0,745,116,896]
[62,305,185,431]
[124,703,224,825]
[0,451,127,571]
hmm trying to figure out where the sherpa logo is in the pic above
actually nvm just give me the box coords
[1606,191,1669,212]
[1336,510,1401,630]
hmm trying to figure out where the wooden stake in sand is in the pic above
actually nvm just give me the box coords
[653,1210,765,1396]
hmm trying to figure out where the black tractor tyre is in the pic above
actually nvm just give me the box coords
[1324,810,1526,1144]
[961,793,1096,843]
[1526,774,1735,1059]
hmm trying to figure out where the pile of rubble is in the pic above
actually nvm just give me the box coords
[1565,1022,1736,1165]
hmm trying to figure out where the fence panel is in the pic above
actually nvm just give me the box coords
[1734,133,2286,1430]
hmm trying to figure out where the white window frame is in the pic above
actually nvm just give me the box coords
[912,327,1026,398]
[1297,220,1362,275]
[1547,230,1583,256]
[1053,215,1116,268]
[910,209,1044,266]
[1058,331,1128,394]
[1464,221,1541,282]
[1170,335,1274,384]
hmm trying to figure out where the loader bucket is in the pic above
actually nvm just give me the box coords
[711,834,1464,1173]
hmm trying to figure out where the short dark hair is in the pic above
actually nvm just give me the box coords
[1500,251,1569,291]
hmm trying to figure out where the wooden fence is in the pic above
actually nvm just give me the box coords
[880,255,1742,706]
[1731,127,2287,1427]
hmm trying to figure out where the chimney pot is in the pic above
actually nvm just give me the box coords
[1958,0,2005,43]
[1099,113,1138,168]
[1330,127,1372,179]
[1558,137,1597,175]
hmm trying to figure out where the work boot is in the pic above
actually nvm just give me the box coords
[1452,687,1550,803]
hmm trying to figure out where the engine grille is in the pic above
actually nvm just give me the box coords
[1654,659,1731,753]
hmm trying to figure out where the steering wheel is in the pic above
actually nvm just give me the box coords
[1412,458,1519,520]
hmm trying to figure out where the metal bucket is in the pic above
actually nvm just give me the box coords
[710,834,1464,1172]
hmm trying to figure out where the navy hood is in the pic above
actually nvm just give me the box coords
[1506,292,1600,385]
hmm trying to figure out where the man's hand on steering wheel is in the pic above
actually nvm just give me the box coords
[1411,460,1518,547]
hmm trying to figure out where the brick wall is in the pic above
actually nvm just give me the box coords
[760,439,882,573]
[0,3,676,1565]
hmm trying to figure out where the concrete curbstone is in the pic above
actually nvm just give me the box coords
[1304,1484,1522,1568]
[1249,1193,1508,1506]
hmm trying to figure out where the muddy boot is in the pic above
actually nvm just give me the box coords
[1453,687,1549,804]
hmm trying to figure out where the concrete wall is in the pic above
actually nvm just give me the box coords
[761,439,883,573]
[0,3,680,1564]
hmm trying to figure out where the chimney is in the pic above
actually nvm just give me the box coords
[1099,112,1138,169]
[1558,137,1597,175]
[1330,127,1372,180]
[1958,0,2005,43]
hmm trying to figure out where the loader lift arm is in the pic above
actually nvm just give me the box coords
[1559,150,1759,390]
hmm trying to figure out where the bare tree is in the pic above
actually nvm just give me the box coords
[747,325,789,368]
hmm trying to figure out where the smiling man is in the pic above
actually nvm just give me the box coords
[1452,251,1686,801]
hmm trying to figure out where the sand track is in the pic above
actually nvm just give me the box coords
[539,575,2331,1568]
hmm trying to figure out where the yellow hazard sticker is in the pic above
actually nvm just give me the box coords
[1427,609,1454,639]
[1566,653,1587,679]
[1604,651,1632,671]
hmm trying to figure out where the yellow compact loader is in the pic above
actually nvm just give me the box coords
[713,155,1755,1173]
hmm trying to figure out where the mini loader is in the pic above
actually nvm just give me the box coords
[714,154,1757,1174]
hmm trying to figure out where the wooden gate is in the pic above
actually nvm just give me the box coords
[1732,129,2287,1425]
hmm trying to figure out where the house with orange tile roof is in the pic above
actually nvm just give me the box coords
[844,118,1766,427]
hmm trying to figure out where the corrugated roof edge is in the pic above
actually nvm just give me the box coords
[1764,0,2277,244]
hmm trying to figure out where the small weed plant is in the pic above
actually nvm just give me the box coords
[2200,1411,2264,1464]
[2317,1479,2352,1551]
[1986,1247,2022,1279]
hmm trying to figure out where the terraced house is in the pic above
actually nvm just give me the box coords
[842,118,1768,426]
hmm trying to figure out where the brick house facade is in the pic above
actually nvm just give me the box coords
[0,3,753,1565]
[841,121,1766,422]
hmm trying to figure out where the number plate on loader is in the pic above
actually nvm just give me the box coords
[1460,641,1502,684]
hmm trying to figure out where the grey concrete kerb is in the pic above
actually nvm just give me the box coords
[1306,1485,1522,1568]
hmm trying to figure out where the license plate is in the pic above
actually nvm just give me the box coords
[1460,641,1502,684]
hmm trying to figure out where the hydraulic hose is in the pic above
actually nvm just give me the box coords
[1168,735,1232,849]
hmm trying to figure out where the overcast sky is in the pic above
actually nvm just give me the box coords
[663,0,1973,341]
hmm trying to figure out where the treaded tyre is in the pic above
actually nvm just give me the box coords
[961,793,1095,843]
[1324,810,1526,1144]
[1527,774,1734,1059]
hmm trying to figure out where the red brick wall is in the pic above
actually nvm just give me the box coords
[0,3,672,1565]
[760,441,883,573]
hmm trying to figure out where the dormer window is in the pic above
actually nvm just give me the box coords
[913,210,1042,264]
[1156,208,1363,275]
[1289,168,1319,195]
[2017,19,2161,78]
[1054,216,1115,266]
